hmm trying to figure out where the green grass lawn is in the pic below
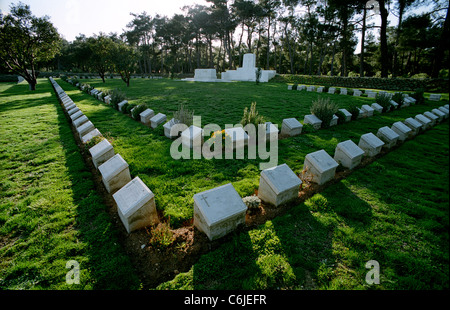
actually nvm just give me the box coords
[156,120,449,290]
[1,77,448,290]
[59,78,448,227]
[0,79,140,289]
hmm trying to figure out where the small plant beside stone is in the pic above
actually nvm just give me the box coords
[242,195,261,214]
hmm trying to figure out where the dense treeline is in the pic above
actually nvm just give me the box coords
[3,0,450,84]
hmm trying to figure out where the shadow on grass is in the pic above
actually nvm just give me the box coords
[51,83,141,289]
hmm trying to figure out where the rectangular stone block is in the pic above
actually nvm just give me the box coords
[181,125,203,149]
[431,108,445,122]
[371,103,383,113]
[258,163,302,207]
[353,90,362,97]
[376,126,400,149]
[429,94,441,101]
[77,121,95,139]
[404,117,422,135]
[89,139,115,169]
[113,177,159,233]
[423,111,438,126]
[338,108,352,122]
[328,87,336,94]
[193,183,247,241]
[390,100,399,109]
[438,106,449,118]
[67,106,80,116]
[163,118,181,139]
[358,133,385,157]
[304,114,322,130]
[333,140,364,169]
[391,121,413,141]
[340,88,348,95]
[70,110,84,122]
[329,114,338,127]
[306,86,315,92]
[303,149,339,185]
[415,114,432,130]
[265,122,278,140]
[287,85,292,90]
[361,105,374,117]
[73,115,89,128]
[98,154,131,193]
[117,100,128,112]
[65,103,76,111]
[224,127,249,149]
[357,107,366,118]
[140,108,155,125]
[81,128,102,144]
[297,85,306,91]
[281,118,303,136]
[150,113,167,129]
[317,87,324,93]
[367,91,377,98]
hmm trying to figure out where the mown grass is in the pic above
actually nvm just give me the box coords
[0,79,140,289]
[156,121,449,290]
[59,78,448,227]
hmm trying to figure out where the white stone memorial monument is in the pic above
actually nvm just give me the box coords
[304,114,322,130]
[150,113,167,129]
[334,140,365,169]
[358,133,385,157]
[391,121,413,142]
[89,139,115,169]
[281,118,303,136]
[302,149,339,185]
[98,154,131,193]
[376,126,400,149]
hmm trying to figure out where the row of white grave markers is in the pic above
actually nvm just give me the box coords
[193,103,449,241]
[288,84,443,102]
[50,78,160,234]
[66,78,170,131]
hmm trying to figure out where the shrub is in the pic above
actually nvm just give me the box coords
[292,83,298,90]
[149,222,174,249]
[392,92,404,109]
[121,102,129,113]
[242,196,261,211]
[310,97,339,128]
[173,103,195,126]
[301,123,317,133]
[347,103,360,120]
[132,103,148,120]
[376,92,392,112]
[255,67,262,85]
[412,88,425,105]
[110,89,126,109]
[240,102,265,127]
[335,110,346,125]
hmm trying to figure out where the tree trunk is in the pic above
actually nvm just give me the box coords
[330,42,336,76]
[378,0,389,78]
[284,23,294,74]
[359,6,367,77]
[266,15,271,70]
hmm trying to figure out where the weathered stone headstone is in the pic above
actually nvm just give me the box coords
[104,95,111,104]
[113,177,159,233]
[431,108,445,122]
[334,140,365,169]
[371,103,383,113]
[70,110,84,122]
[287,85,293,90]
[361,105,374,117]
[304,114,322,130]
[338,108,352,122]
[390,100,399,109]
[340,88,348,95]
[297,85,306,91]
[140,108,155,125]
[353,90,362,97]
[328,87,336,94]
[81,129,102,144]
[423,111,438,126]
[438,106,449,118]
[224,127,249,149]
[163,118,181,139]
[391,121,413,141]
[317,87,324,93]
[73,115,89,128]
[404,117,423,135]
[65,103,76,111]
[181,125,203,149]
[193,183,247,241]
[367,91,377,98]
[302,149,339,185]
[429,94,441,101]
[258,163,302,207]
[150,113,167,129]
[415,114,432,130]
[358,133,385,157]
[307,86,315,92]
[117,100,128,112]
[77,121,95,139]
[89,139,115,169]
[194,68,217,82]
[281,118,303,136]
[376,126,400,149]
[98,154,131,193]
[67,106,80,116]
[329,114,339,127]
[357,107,366,118]
[265,122,279,140]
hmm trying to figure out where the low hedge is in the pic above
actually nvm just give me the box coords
[273,75,449,92]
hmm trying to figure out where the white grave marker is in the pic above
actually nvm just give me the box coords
[304,114,322,130]
[404,117,423,135]
[150,113,167,129]
[281,118,303,136]
[98,154,131,193]
[415,114,432,130]
[358,133,384,157]
[258,163,302,207]
[302,149,339,185]
[391,121,413,142]
[376,126,400,149]
[89,139,115,169]
[334,140,365,169]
